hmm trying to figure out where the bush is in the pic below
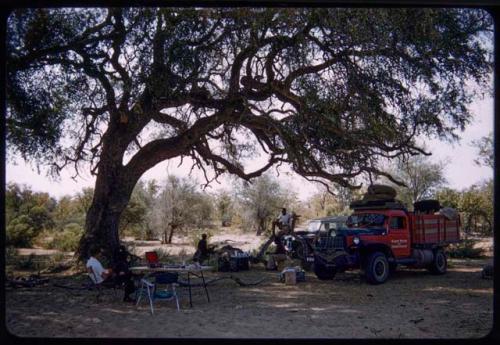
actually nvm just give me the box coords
[48,223,83,252]
[155,248,171,262]
[6,215,36,247]
[448,239,485,259]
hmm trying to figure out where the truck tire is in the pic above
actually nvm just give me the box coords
[427,249,447,275]
[313,263,336,280]
[365,252,390,284]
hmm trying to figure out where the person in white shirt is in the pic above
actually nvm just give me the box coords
[278,208,292,230]
[272,208,293,238]
[86,246,112,284]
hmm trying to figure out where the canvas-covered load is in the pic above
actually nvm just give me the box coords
[436,207,459,220]
[411,214,460,245]
[366,184,397,198]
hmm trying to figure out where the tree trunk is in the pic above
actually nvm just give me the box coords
[168,225,176,244]
[256,218,266,236]
[76,161,136,266]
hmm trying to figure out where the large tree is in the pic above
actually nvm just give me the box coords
[6,8,492,263]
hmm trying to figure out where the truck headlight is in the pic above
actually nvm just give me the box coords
[353,237,360,245]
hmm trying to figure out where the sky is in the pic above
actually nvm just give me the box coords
[5,91,493,202]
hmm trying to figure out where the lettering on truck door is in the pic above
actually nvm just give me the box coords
[388,216,411,257]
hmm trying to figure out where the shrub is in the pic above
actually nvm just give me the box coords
[48,223,83,252]
[448,239,485,259]
[6,215,36,247]
[155,248,171,262]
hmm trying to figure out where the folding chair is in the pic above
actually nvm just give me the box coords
[136,272,180,315]
[145,251,162,268]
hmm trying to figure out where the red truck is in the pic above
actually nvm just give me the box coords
[313,201,461,284]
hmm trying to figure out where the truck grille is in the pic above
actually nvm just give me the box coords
[316,235,345,251]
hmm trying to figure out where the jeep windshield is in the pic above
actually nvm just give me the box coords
[307,220,322,232]
[346,213,386,228]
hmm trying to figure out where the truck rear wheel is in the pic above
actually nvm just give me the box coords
[314,263,336,280]
[428,249,447,275]
[365,252,390,284]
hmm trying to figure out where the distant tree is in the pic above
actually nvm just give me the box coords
[215,190,234,226]
[460,180,493,235]
[435,187,461,209]
[473,132,493,169]
[128,179,159,240]
[152,175,211,243]
[236,174,297,235]
[7,8,492,263]
[387,155,447,208]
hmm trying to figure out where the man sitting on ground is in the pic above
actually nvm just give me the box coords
[266,237,288,270]
[193,234,214,265]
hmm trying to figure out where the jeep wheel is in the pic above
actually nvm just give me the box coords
[314,263,336,280]
[365,252,390,284]
[428,249,447,275]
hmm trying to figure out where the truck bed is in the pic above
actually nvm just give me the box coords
[411,214,460,245]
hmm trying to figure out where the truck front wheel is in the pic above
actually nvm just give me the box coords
[314,263,336,280]
[365,252,390,284]
[428,249,447,275]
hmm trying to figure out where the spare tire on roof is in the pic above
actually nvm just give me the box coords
[362,193,395,202]
[367,184,397,197]
[413,199,441,213]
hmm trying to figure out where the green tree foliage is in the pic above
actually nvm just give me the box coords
[6,183,56,247]
[435,187,462,209]
[125,180,159,240]
[7,8,493,261]
[460,180,493,235]
[49,223,84,252]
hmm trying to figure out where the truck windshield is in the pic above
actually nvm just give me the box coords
[347,214,386,228]
[307,220,322,232]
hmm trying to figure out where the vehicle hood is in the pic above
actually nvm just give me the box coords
[336,227,386,236]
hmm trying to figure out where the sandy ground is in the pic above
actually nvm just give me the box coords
[5,255,493,339]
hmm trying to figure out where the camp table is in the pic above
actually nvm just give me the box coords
[129,264,213,308]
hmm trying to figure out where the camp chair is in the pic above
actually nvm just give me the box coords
[136,272,180,315]
[87,267,119,302]
[145,251,162,268]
